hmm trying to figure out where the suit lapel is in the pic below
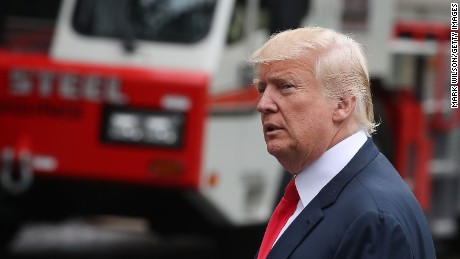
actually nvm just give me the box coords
[266,139,380,258]
[268,198,324,259]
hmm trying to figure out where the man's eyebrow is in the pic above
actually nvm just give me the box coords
[265,77,290,86]
[253,73,297,89]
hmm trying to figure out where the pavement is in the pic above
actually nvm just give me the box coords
[4,216,216,259]
[2,216,460,259]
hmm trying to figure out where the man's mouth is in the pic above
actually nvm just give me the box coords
[264,124,283,133]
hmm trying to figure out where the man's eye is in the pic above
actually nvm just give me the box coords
[281,84,295,90]
[257,86,266,94]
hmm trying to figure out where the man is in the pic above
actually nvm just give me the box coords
[250,27,436,259]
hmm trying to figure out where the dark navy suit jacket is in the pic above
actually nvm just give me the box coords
[259,139,436,259]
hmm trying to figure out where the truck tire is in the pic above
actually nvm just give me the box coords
[214,171,291,258]
[214,225,265,259]
[0,205,21,252]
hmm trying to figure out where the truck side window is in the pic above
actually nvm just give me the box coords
[226,2,245,44]
[72,0,216,44]
[226,0,270,45]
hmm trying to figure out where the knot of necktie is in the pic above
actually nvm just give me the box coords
[284,177,300,202]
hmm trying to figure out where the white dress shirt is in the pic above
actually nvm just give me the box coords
[274,130,368,244]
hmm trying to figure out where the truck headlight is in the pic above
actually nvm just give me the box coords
[109,113,144,142]
[144,116,181,145]
[102,106,185,148]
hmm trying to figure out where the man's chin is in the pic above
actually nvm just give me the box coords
[266,144,287,158]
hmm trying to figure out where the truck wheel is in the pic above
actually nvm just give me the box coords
[0,206,21,252]
[214,171,291,258]
[213,225,265,259]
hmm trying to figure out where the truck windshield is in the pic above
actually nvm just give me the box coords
[73,0,216,44]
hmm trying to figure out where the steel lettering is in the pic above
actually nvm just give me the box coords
[9,69,128,104]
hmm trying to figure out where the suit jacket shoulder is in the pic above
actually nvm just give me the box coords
[268,139,436,259]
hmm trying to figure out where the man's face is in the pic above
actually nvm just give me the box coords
[256,59,336,174]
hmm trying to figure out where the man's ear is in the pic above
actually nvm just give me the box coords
[332,95,356,122]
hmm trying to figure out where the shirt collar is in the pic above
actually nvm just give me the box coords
[295,130,368,208]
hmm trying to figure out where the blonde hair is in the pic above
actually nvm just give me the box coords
[249,27,376,135]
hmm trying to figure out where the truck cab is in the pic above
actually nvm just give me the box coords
[0,0,282,255]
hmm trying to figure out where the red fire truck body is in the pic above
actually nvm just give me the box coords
[0,51,208,189]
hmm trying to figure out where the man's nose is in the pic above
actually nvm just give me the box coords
[256,86,278,113]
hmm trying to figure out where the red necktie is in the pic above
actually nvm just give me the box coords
[257,178,300,259]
